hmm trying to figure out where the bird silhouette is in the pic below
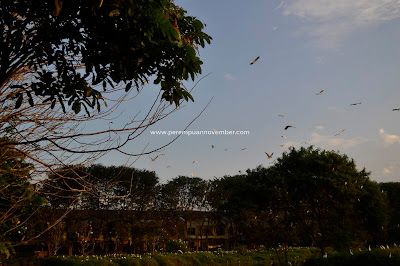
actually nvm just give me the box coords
[241,148,247,151]
[393,108,400,111]
[250,56,260,65]
[150,154,165,162]
[284,125,295,130]
[211,145,215,149]
[192,161,199,164]
[278,113,286,117]
[265,152,274,159]
[316,90,324,95]
[350,102,361,106]
[334,129,345,136]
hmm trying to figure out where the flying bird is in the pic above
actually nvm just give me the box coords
[241,148,247,151]
[265,152,274,159]
[284,125,295,130]
[316,90,324,95]
[393,108,400,111]
[278,113,286,117]
[211,145,215,149]
[334,129,345,136]
[281,135,287,139]
[192,161,199,164]
[350,102,361,106]
[250,56,260,65]
[150,154,165,162]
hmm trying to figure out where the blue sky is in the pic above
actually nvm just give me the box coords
[97,0,400,183]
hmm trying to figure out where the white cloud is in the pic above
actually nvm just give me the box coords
[379,128,400,146]
[310,132,368,149]
[223,73,235,80]
[283,0,400,49]
[315,125,324,130]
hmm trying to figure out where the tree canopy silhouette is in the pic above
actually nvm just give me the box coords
[1,0,211,113]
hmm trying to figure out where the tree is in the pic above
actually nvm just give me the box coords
[160,176,210,212]
[1,0,212,112]
[0,140,45,258]
[209,169,300,262]
[43,164,160,211]
[210,147,387,263]
[271,146,387,255]
[0,0,211,254]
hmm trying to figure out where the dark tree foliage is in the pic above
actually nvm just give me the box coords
[380,182,400,244]
[160,176,209,211]
[42,164,159,210]
[0,139,45,258]
[272,147,387,254]
[1,0,211,113]
[209,147,387,257]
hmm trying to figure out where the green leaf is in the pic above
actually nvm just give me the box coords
[72,101,81,113]
[15,94,23,109]
[154,76,162,85]
[184,45,196,60]
[125,81,133,92]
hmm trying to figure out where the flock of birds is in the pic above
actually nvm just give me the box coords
[147,56,400,177]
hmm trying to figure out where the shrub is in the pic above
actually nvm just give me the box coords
[165,239,188,253]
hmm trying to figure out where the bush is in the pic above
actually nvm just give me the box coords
[165,239,188,253]
[234,246,248,255]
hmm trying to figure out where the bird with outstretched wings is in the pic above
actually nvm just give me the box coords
[265,152,274,159]
[250,56,260,65]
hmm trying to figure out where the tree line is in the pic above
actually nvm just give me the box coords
[8,146,400,258]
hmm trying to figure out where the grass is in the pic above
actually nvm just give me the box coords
[6,247,400,265]
[33,248,319,265]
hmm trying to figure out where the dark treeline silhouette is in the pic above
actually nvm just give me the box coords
[10,147,400,258]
